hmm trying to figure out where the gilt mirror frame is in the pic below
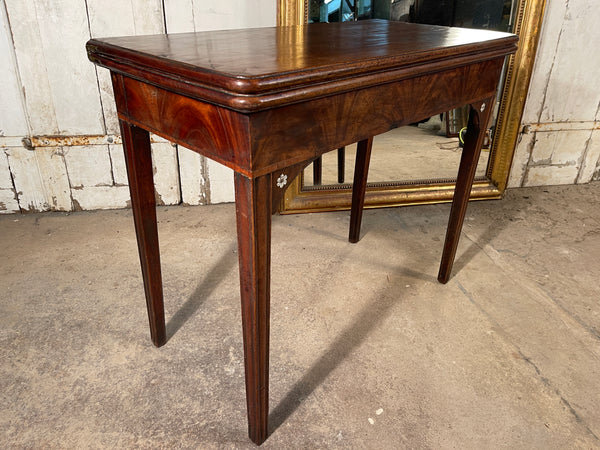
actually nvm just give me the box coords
[277,0,547,213]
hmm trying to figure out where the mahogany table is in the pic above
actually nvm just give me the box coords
[87,20,517,445]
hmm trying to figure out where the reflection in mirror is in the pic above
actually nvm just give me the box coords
[304,0,518,188]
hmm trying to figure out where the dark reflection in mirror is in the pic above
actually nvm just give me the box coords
[304,0,517,188]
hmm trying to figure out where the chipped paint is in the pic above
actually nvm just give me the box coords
[155,191,164,206]
[71,198,83,212]
[21,200,44,214]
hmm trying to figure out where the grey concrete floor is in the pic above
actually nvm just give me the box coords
[1,183,600,449]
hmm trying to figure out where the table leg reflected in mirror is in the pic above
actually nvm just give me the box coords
[349,137,374,244]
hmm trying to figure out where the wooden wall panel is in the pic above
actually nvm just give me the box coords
[1,0,277,212]
[509,0,600,187]
[0,187,20,213]
[2,145,72,213]
[189,0,276,31]
[71,185,131,210]
[163,0,195,32]
[87,0,165,135]
[0,150,15,191]
[583,130,600,182]
[0,2,28,137]
[7,0,105,135]
[4,0,59,134]
[537,2,600,123]
[151,141,181,206]
[4,147,49,212]
[164,0,275,32]
[35,147,72,211]
[63,145,113,188]
[0,150,20,213]
[177,147,208,206]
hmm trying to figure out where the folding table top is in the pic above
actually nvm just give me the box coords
[87,20,517,112]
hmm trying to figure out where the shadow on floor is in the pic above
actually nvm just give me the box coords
[166,243,238,340]
[451,216,509,276]
[269,284,403,433]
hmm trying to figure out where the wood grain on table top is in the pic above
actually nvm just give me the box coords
[87,20,517,98]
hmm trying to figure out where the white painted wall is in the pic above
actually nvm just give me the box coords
[1,0,598,214]
[508,0,600,187]
[0,0,275,213]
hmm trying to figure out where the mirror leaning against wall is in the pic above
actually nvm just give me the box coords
[278,0,547,213]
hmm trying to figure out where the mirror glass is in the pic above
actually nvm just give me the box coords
[303,0,519,188]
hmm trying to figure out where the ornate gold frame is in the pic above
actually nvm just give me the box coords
[277,0,547,213]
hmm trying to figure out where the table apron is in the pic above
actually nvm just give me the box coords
[112,57,505,178]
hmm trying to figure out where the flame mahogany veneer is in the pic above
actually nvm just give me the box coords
[87,20,517,445]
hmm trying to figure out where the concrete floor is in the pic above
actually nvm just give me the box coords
[1,183,599,448]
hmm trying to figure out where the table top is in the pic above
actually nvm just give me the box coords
[87,20,517,112]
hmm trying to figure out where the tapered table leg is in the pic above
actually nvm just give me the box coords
[349,137,374,243]
[438,97,494,284]
[337,147,345,183]
[312,157,322,185]
[120,120,166,347]
[234,172,272,445]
